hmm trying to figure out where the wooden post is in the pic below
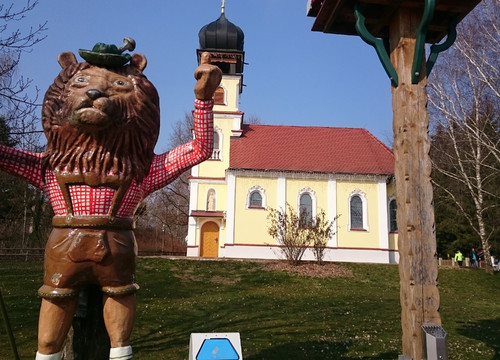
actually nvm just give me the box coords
[390,8,441,360]
[61,286,110,360]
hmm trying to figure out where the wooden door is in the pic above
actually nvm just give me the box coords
[200,221,219,257]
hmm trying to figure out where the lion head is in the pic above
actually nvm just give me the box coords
[41,52,160,184]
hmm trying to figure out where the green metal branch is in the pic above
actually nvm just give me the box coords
[412,0,435,84]
[426,16,458,76]
[354,3,398,87]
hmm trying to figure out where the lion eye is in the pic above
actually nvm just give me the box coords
[114,80,127,86]
[76,77,88,83]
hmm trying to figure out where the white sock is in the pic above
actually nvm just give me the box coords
[35,352,62,360]
[110,345,133,359]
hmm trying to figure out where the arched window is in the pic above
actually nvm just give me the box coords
[206,189,216,211]
[211,127,222,160]
[213,132,219,150]
[214,86,225,105]
[350,196,363,229]
[389,198,397,232]
[349,189,368,231]
[297,187,316,226]
[246,186,266,209]
[299,193,313,225]
[250,191,262,207]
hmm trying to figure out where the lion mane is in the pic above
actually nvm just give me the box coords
[41,53,160,184]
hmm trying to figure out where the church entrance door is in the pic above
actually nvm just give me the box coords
[200,221,219,257]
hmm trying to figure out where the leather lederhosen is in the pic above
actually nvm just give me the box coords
[38,172,139,298]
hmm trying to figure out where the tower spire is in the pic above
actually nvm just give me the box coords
[221,0,225,14]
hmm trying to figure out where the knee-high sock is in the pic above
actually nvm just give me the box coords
[35,351,62,360]
[110,345,133,359]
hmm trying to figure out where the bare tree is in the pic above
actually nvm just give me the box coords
[0,0,47,147]
[0,2,48,249]
[135,112,194,251]
[428,0,500,273]
[267,203,337,265]
[310,210,338,265]
[267,203,311,265]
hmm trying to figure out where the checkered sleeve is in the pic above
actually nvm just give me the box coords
[0,144,45,188]
[143,99,214,194]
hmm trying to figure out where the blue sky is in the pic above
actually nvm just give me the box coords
[18,0,394,152]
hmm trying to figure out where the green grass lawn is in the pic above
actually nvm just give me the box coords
[1,258,499,359]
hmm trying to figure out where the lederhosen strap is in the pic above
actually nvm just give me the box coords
[52,171,135,230]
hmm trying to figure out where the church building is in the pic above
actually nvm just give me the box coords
[186,7,398,264]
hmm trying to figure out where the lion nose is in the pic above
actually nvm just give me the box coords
[86,89,105,100]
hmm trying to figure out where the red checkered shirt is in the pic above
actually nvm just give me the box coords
[0,99,214,218]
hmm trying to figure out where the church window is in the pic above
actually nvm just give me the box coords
[297,187,316,226]
[299,193,313,226]
[350,196,363,228]
[389,198,397,232]
[349,189,368,231]
[246,186,266,209]
[250,191,262,207]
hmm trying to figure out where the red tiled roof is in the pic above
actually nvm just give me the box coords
[229,124,394,175]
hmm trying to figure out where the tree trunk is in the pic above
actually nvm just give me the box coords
[62,285,110,360]
[390,8,442,360]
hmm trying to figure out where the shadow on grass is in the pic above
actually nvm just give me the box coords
[456,318,500,360]
[245,341,399,360]
[132,319,399,360]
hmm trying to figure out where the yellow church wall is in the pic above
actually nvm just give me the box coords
[198,159,227,178]
[335,180,381,249]
[232,176,278,245]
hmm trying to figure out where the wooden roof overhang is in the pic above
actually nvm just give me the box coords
[307,0,481,86]
[307,0,481,43]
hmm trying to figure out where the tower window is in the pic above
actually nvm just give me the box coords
[214,86,225,105]
[211,130,221,160]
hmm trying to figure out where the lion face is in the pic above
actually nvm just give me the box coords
[42,52,160,184]
[64,67,135,131]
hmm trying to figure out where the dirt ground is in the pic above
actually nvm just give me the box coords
[263,261,354,278]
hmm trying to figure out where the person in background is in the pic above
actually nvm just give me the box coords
[454,250,464,267]
[477,248,484,268]
[470,248,478,268]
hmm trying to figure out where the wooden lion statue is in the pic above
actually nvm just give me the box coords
[0,39,221,360]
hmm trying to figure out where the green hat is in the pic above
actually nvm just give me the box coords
[78,37,136,67]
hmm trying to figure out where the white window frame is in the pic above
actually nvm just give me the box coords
[245,185,266,209]
[388,196,397,233]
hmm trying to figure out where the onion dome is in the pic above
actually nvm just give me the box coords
[198,12,244,52]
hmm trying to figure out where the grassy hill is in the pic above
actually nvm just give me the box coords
[1,258,499,359]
